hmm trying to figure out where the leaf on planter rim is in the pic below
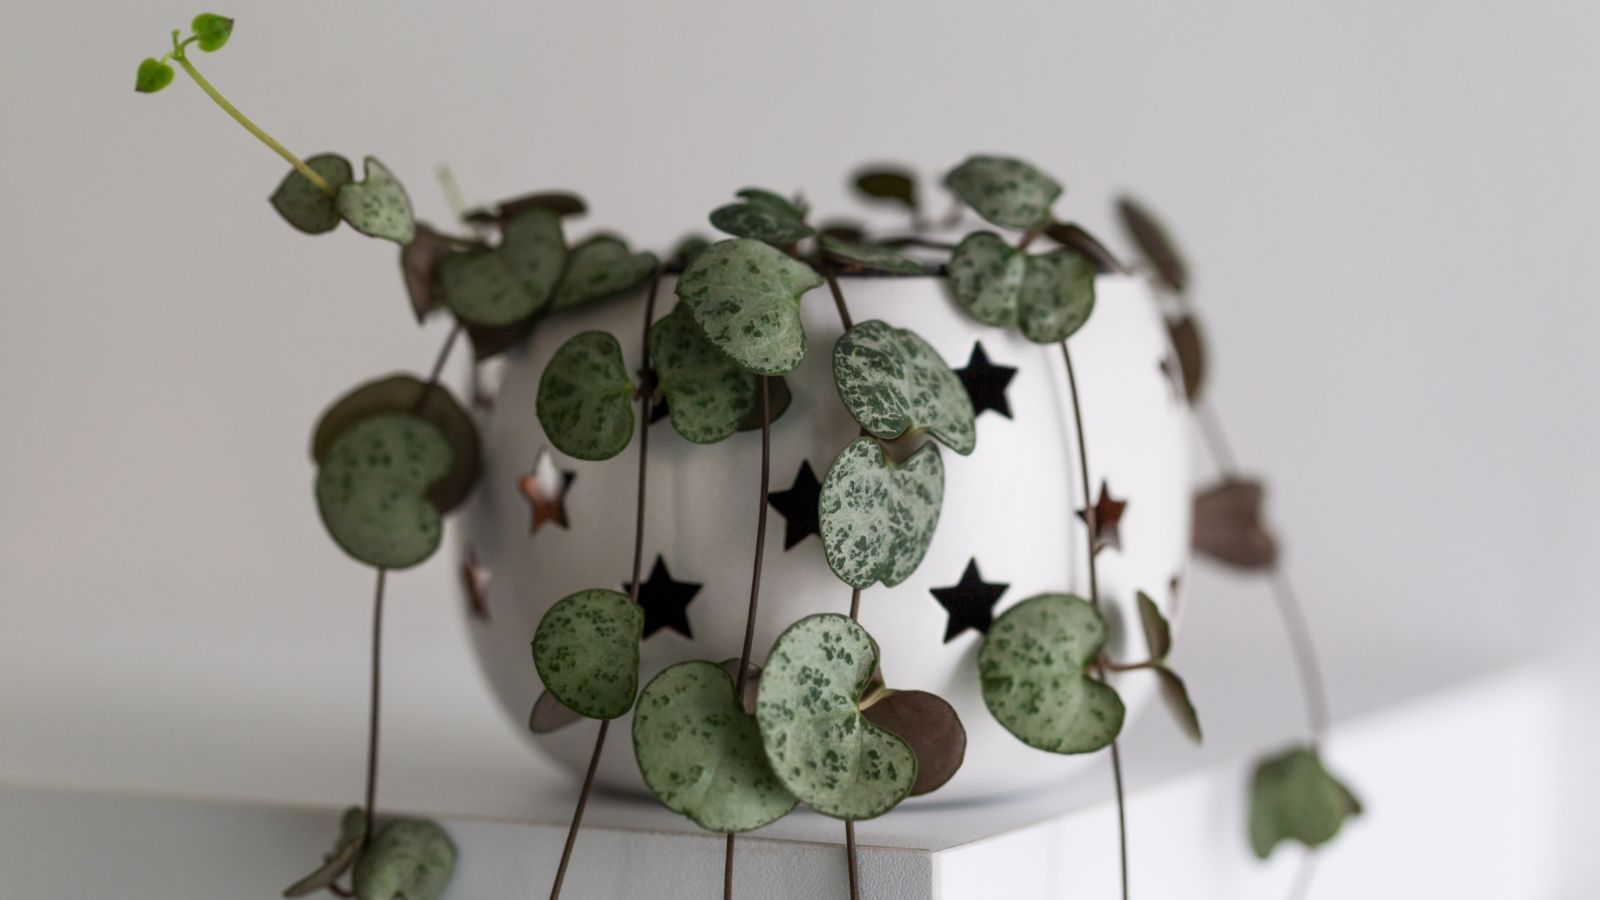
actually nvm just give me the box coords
[948,232,1027,326]
[1136,590,1172,660]
[532,588,644,719]
[1018,248,1096,343]
[756,614,918,820]
[709,190,816,245]
[1193,478,1278,569]
[633,659,797,833]
[1117,196,1188,293]
[979,593,1125,754]
[860,689,966,796]
[1155,667,1202,744]
[270,153,354,235]
[551,235,657,311]
[528,689,584,734]
[649,305,763,444]
[819,437,944,589]
[852,167,919,211]
[1248,746,1361,859]
[817,234,923,275]
[1167,314,1206,402]
[464,191,588,225]
[314,413,452,570]
[536,331,636,461]
[282,807,367,897]
[833,320,976,455]
[436,208,566,326]
[735,375,792,432]
[676,238,823,376]
[336,157,415,244]
[352,818,456,900]
[944,155,1062,231]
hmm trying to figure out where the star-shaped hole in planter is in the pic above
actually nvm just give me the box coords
[955,341,1018,420]
[930,558,1009,642]
[623,556,702,639]
[768,460,823,550]
[1077,479,1128,555]
[518,448,575,534]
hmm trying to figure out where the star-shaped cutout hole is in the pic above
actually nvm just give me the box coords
[460,549,491,622]
[1077,479,1128,555]
[930,559,1009,643]
[955,341,1018,419]
[518,448,575,534]
[768,460,823,550]
[623,556,702,640]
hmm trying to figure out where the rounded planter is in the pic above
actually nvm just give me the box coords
[461,270,1192,804]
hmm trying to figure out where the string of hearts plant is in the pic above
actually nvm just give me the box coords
[137,14,1360,900]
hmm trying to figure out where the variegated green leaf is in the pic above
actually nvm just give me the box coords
[676,239,823,376]
[551,236,657,311]
[819,437,944,589]
[709,188,814,245]
[833,320,975,455]
[314,413,451,570]
[352,818,456,900]
[1018,249,1096,343]
[817,234,922,275]
[283,807,367,897]
[756,615,916,820]
[335,157,415,244]
[944,156,1062,230]
[270,154,353,235]
[649,305,760,444]
[536,331,635,461]
[1249,746,1362,859]
[979,593,1125,754]
[947,231,1026,326]
[633,660,797,832]
[436,208,566,326]
[533,589,643,719]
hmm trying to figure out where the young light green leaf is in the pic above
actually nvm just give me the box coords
[282,807,367,897]
[533,589,644,719]
[1249,746,1362,859]
[633,660,797,833]
[1136,590,1172,660]
[947,231,1026,326]
[817,234,923,275]
[979,593,1125,754]
[191,13,234,52]
[675,238,823,376]
[944,156,1062,230]
[314,413,451,570]
[1017,248,1096,343]
[269,153,353,235]
[551,236,657,311]
[352,819,456,900]
[819,437,944,589]
[135,58,174,93]
[852,168,918,211]
[536,331,635,460]
[709,197,816,245]
[649,305,761,444]
[756,615,917,820]
[1155,667,1202,744]
[336,157,415,244]
[436,208,566,326]
[833,320,976,455]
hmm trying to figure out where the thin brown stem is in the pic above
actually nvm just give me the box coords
[846,820,860,900]
[723,834,736,900]
[548,718,608,900]
[411,322,464,414]
[1102,658,1159,673]
[822,265,855,331]
[361,569,386,847]
[848,588,862,621]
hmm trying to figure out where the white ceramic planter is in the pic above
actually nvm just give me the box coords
[461,271,1191,804]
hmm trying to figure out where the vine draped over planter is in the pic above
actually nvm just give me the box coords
[137,13,1361,900]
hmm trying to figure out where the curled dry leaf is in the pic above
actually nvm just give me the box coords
[1193,478,1278,569]
[399,225,456,322]
[860,689,967,796]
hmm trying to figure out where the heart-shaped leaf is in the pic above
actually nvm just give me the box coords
[352,818,456,900]
[551,236,657,311]
[860,689,966,796]
[1155,667,1202,744]
[833,320,976,455]
[1248,746,1361,859]
[817,234,923,275]
[1167,314,1206,402]
[948,232,1027,326]
[528,690,584,734]
[1117,197,1188,293]
[191,13,234,52]
[465,191,587,225]
[536,331,636,461]
[283,807,367,897]
[979,593,1125,754]
[649,305,763,444]
[314,413,451,569]
[1193,478,1278,568]
[1136,590,1172,660]
[676,239,823,376]
[311,374,480,514]
[944,156,1062,231]
[819,437,944,589]
[1017,248,1096,343]
[532,589,643,719]
[633,659,797,832]
[852,168,918,212]
[134,58,174,93]
[710,189,815,245]
[270,154,354,235]
[436,208,566,326]
[336,157,415,244]
[756,614,917,820]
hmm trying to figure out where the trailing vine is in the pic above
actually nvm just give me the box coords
[138,14,1360,900]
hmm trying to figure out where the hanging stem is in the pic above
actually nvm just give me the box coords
[547,719,608,900]
[362,568,386,844]
[1060,341,1130,900]
[411,323,464,414]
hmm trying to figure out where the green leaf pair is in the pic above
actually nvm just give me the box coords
[283,809,456,900]
[1135,592,1202,743]
[979,594,1125,754]
[948,232,1096,343]
[1248,746,1362,859]
[271,155,415,244]
[709,188,815,245]
[133,14,232,94]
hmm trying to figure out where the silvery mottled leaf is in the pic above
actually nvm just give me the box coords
[756,615,917,820]
[1193,478,1277,568]
[191,13,233,51]
[860,689,966,796]
[336,157,415,244]
[1249,746,1361,859]
[852,168,918,211]
[536,331,635,460]
[819,437,944,589]
[436,208,566,326]
[532,589,643,719]
[528,690,583,734]
[1136,590,1172,660]
[817,234,923,275]
[979,593,1125,754]
[270,154,353,235]
[551,236,657,311]
[709,197,816,245]
[1155,667,1202,744]
[1018,248,1096,343]
[282,807,366,897]
[1167,314,1206,402]
[676,238,823,376]
[310,374,480,514]
[648,305,761,444]
[943,156,1062,231]
[833,320,975,455]
[352,818,456,900]
[947,231,1026,326]
[633,660,797,832]
[314,413,451,569]
[1117,197,1188,293]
